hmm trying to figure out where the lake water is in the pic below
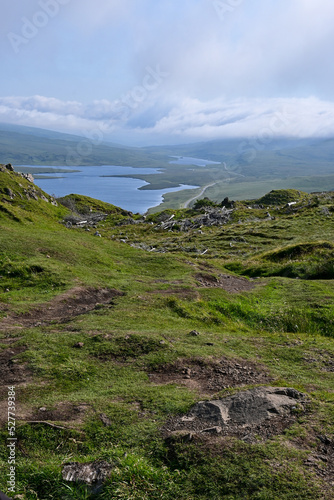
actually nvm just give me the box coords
[169,156,221,167]
[31,165,199,213]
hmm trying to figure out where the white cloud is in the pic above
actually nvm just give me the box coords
[1,94,334,145]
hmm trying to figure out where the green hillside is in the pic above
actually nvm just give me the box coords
[1,165,334,499]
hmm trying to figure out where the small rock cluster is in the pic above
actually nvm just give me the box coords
[156,207,233,231]
[63,213,108,229]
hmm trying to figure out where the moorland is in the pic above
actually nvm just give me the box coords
[0,163,334,499]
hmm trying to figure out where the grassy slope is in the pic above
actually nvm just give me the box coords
[0,171,334,499]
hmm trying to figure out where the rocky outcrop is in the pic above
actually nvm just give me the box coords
[157,207,233,232]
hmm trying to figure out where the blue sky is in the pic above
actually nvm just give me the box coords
[1,0,334,145]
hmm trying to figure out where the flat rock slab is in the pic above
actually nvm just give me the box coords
[165,387,307,441]
[189,387,305,428]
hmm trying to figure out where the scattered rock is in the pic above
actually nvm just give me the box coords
[21,173,34,183]
[195,273,254,293]
[189,330,200,336]
[99,413,112,427]
[4,188,15,199]
[201,426,222,435]
[157,207,233,232]
[74,342,84,349]
[63,213,108,228]
[62,460,113,491]
[150,357,272,395]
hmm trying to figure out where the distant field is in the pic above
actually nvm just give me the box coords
[150,173,334,212]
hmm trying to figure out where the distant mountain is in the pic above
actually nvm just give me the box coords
[0,123,164,168]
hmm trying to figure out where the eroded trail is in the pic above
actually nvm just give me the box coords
[0,286,123,329]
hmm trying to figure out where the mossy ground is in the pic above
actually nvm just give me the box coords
[0,174,334,499]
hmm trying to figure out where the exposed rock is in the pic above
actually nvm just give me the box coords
[189,330,201,336]
[63,213,108,228]
[117,217,139,226]
[62,461,113,490]
[0,489,13,500]
[74,342,84,349]
[99,413,112,426]
[157,207,233,232]
[5,163,14,172]
[4,188,15,199]
[21,173,34,183]
[164,387,307,442]
[188,387,305,429]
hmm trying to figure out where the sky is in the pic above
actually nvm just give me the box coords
[1,0,334,146]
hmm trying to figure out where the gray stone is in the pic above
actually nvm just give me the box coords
[100,413,112,426]
[201,426,222,435]
[4,188,15,199]
[188,387,306,428]
[21,173,34,183]
[5,163,14,172]
[62,460,112,486]
[189,330,200,336]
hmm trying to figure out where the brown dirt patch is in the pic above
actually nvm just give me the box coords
[148,357,272,396]
[0,346,31,385]
[164,414,298,444]
[195,273,254,293]
[27,402,91,424]
[307,436,334,488]
[0,286,124,329]
[0,345,33,426]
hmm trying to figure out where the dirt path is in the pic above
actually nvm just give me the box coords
[0,286,124,330]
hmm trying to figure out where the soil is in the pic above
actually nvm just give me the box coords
[148,356,273,396]
[195,273,254,293]
[0,286,124,329]
[0,346,30,385]
[164,413,298,444]
[28,402,91,424]
[0,345,32,425]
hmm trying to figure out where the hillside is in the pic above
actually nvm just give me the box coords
[0,164,334,499]
[2,125,334,213]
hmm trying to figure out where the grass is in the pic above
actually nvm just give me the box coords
[0,170,334,499]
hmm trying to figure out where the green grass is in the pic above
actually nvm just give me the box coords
[1,172,334,499]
